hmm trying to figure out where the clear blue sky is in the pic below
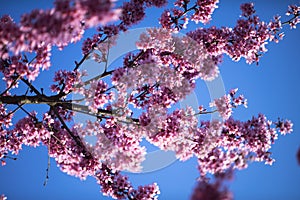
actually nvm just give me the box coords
[0,0,300,199]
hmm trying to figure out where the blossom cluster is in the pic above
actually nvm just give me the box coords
[196,114,292,176]
[0,1,299,200]
[191,0,219,24]
[0,104,12,129]
[0,0,119,86]
[286,4,300,29]
[81,0,167,55]
[75,119,146,172]
[145,107,199,161]
[136,27,219,81]
[210,88,247,120]
[51,69,86,94]
[159,0,219,31]
[96,165,160,199]
[0,112,50,161]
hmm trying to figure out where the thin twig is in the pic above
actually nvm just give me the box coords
[282,13,300,25]
[20,77,42,96]
[18,104,38,121]
[0,75,20,96]
[81,70,114,86]
[73,36,108,72]
[4,103,24,117]
[43,136,51,186]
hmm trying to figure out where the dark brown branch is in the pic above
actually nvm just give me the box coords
[0,95,139,124]
[0,95,60,105]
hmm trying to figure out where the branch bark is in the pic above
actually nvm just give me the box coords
[0,95,139,124]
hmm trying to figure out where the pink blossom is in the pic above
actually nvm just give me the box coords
[159,9,189,31]
[136,28,174,52]
[240,3,255,17]
[286,5,300,16]
[51,70,84,94]
[191,0,219,24]
[285,5,300,29]
[120,1,145,26]
[275,119,293,135]
[83,80,114,113]
[159,10,173,30]
[0,104,13,128]
[146,107,198,161]
[0,1,298,199]
[210,95,232,120]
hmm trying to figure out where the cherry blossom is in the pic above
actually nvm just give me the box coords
[191,0,219,24]
[275,119,293,135]
[0,1,299,199]
[210,94,232,120]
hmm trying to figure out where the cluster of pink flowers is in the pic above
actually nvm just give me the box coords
[209,89,247,120]
[121,0,167,26]
[112,49,195,111]
[191,0,219,24]
[0,0,120,57]
[159,0,219,31]
[1,1,299,199]
[81,33,102,55]
[240,3,255,17]
[19,0,119,50]
[136,28,220,81]
[96,165,160,199]
[210,94,232,120]
[0,104,12,129]
[145,107,198,161]
[159,8,189,31]
[0,112,50,160]
[51,70,85,94]
[195,114,287,175]
[136,28,174,53]
[0,0,120,91]
[77,118,146,172]
[81,0,168,56]
[286,5,300,29]
[186,3,299,64]
[83,80,114,113]
[275,119,293,135]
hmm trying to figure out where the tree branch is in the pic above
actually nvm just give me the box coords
[0,95,140,124]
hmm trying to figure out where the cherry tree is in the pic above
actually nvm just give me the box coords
[0,0,299,199]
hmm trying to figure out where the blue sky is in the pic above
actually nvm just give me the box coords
[0,0,300,199]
